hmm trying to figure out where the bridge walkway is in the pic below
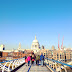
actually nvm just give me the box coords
[16,62,51,72]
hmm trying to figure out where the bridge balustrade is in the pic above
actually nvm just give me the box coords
[0,58,72,72]
[44,58,72,72]
[0,58,25,72]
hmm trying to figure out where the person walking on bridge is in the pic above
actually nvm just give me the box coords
[36,55,40,66]
[40,53,44,67]
[25,56,27,62]
[31,53,36,65]
[27,55,31,66]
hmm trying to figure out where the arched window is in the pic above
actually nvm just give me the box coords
[3,48,5,50]
[35,45,37,48]
[57,53,59,59]
[57,53,58,56]
[60,54,61,59]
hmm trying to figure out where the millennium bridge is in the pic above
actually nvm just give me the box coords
[0,58,72,72]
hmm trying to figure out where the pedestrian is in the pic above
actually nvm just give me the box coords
[27,55,31,66]
[36,55,40,66]
[25,56,27,62]
[43,55,45,65]
[31,53,36,65]
[40,53,44,67]
[25,56,27,59]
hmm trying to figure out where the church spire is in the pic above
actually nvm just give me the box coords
[35,35,37,40]
[18,42,21,50]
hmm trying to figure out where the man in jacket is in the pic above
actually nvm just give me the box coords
[40,53,44,67]
[36,55,40,66]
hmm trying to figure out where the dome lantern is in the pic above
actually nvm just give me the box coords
[35,35,37,40]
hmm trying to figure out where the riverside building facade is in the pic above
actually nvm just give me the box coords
[0,36,72,62]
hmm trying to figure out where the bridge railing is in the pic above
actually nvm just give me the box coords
[0,58,25,72]
[44,58,72,72]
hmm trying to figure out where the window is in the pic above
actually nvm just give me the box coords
[23,51,24,54]
[44,53,45,56]
[3,48,5,50]
[35,45,37,48]
[57,54,59,59]
[60,54,61,59]
[32,45,34,47]
[57,54,58,56]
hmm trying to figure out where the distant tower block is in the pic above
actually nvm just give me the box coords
[18,43,21,50]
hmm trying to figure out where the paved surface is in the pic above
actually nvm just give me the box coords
[16,62,51,72]
[29,65,51,72]
[16,63,30,72]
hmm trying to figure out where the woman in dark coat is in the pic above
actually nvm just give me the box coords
[31,53,36,65]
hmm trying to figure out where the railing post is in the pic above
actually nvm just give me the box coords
[2,62,9,72]
[55,62,57,71]
[58,64,62,72]
[12,60,16,70]
[53,64,54,69]
[51,64,52,68]
[8,61,13,72]
[64,66,67,72]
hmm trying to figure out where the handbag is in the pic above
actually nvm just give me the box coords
[32,59,35,61]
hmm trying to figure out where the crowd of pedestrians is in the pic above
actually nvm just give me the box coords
[25,53,45,67]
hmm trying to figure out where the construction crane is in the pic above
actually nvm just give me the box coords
[58,34,60,49]
[61,36,64,50]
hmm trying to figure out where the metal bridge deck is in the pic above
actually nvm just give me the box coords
[16,62,51,72]
[29,65,51,72]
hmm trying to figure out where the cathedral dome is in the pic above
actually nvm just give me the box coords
[33,40,38,43]
[31,36,40,53]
